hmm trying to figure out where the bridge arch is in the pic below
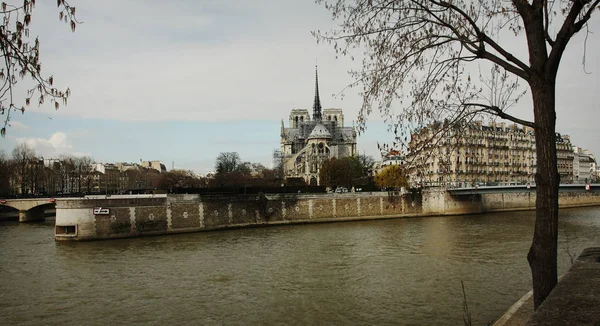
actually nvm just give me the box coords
[0,204,19,220]
[0,198,57,222]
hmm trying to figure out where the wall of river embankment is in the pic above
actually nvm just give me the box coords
[54,189,600,241]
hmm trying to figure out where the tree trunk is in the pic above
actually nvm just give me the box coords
[528,78,560,309]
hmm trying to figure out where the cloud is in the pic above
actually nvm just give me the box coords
[15,132,88,158]
[8,120,30,131]
[14,0,364,123]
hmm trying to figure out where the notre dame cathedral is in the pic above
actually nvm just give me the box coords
[279,67,357,185]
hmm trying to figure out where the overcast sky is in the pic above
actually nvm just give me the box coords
[0,0,598,174]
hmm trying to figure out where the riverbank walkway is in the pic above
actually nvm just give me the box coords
[493,247,600,325]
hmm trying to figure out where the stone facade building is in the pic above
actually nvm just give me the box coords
[407,120,576,187]
[374,151,405,176]
[141,160,167,173]
[556,134,574,183]
[280,68,357,185]
[572,146,596,183]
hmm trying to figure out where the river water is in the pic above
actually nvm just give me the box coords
[1,207,599,325]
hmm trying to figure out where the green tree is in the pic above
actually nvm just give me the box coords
[316,0,598,308]
[0,1,80,136]
[319,157,363,188]
[374,165,409,190]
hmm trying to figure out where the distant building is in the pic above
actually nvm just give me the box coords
[43,158,61,169]
[92,162,106,174]
[572,147,596,183]
[555,134,574,183]
[141,160,167,173]
[375,151,405,175]
[115,162,139,172]
[279,67,357,185]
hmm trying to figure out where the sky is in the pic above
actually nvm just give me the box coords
[0,0,599,174]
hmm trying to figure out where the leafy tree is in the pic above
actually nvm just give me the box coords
[374,165,409,190]
[0,0,80,136]
[158,169,205,190]
[319,157,363,188]
[315,0,598,307]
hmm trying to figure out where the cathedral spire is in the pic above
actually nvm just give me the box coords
[312,65,322,121]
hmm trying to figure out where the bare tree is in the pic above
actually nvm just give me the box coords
[315,0,598,308]
[0,1,80,136]
[358,154,375,176]
[0,149,12,195]
[26,156,43,194]
[215,152,243,174]
[58,154,75,193]
[73,155,93,193]
[157,169,205,190]
[11,142,35,194]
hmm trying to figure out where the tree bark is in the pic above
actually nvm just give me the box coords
[528,77,559,309]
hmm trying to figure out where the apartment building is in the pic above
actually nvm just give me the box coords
[407,121,574,187]
[556,134,574,183]
[572,146,596,183]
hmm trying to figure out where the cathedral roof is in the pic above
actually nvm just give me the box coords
[308,122,332,140]
[283,128,300,141]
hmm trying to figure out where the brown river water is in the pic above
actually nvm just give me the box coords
[1,207,599,325]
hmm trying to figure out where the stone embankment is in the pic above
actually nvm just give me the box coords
[54,188,600,241]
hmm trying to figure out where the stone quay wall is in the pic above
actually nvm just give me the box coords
[54,189,600,241]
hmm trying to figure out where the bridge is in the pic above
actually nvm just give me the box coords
[0,198,58,222]
[447,184,600,196]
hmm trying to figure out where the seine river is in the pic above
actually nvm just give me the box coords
[1,207,599,325]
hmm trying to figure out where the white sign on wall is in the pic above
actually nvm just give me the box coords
[93,207,110,215]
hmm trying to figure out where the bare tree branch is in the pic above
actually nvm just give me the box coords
[0,0,80,137]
